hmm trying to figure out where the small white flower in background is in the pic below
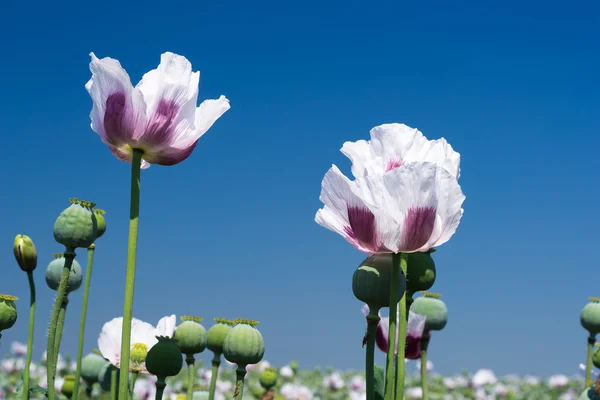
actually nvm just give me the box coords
[134,378,155,400]
[559,389,578,400]
[216,379,233,394]
[348,375,366,392]
[247,360,271,373]
[349,391,366,400]
[155,314,177,337]
[548,374,569,388]
[280,383,314,400]
[415,359,434,372]
[405,387,423,399]
[503,374,521,384]
[323,372,345,390]
[280,365,294,378]
[494,383,508,396]
[54,376,65,393]
[523,375,541,385]
[471,369,498,387]
[10,341,27,357]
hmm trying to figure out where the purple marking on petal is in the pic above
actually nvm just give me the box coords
[344,205,381,252]
[375,321,388,353]
[405,333,423,359]
[399,206,436,251]
[104,92,134,144]
[147,139,198,166]
[385,158,404,172]
[140,99,179,148]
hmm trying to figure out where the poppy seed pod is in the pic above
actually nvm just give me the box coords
[207,318,234,355]
[593,345,600,369]
[259,367,278,390]
[146,336,183,378]
[61,375,75,397]
[405,250,436,295]
[80,351,109,384]
[352,254,406,311]
[174,316,207,356]
[94,209,107,239]
[223,319,265,366]
[0,295,18,334]
[581,298,600,336]
[411,292,448,331]
[45,254,83,293]
[13,234,38,272]
[53,198,98,249]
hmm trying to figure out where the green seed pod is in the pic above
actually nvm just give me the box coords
[411,292,448,331]
[593,345,600,369]
[405,250,436,295]
[98,363,119,392]
[61,375,75,397]
[53,198,98,249]
[174,316,208,356]
[207,318,234,355]
[223,319,265,366]
[146,336,183,378]
[193,392,210,400]
[13,234,38,272]
[0,295,18,333]
[581,298,600,336]
[45,254,83,293]
[80,351,109,385]
[94,209,107,239]
[259,367,278,390]
[352,254,406,311]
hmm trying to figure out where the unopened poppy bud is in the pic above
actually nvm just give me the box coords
[13,234,37,272]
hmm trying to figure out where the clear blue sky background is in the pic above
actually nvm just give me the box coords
[0,0,598,378]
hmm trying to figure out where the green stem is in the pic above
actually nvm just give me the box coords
[586,335,596,386]
[186,355,196,400]
[208,354,221,400]
[155,378,166,400]
[118,148,143,400]
[233,366,247,400]
[111,368,118,400]
[46,249,76,400]
[73,245,96,400]
[383,253,401,400]
[54,297,69,368]
[130,372,139,400]
[394,253,409,400]
[419,334,431,400]
[23,271,36,400]
[365,308,380,400]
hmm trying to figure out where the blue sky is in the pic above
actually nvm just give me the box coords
[0,0,599,378]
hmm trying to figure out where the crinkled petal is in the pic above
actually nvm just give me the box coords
[193,95,231,140]
[155,314,176,338]
[315,165,392,254]
[340,139,372,179]
[98,317,124,367]
[86,53,147,147]
[135,52,200,148]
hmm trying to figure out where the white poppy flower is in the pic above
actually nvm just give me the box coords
[98,316,159,373]
[155,314,176,338]
[86,52,230,169]
[315,161,465,254]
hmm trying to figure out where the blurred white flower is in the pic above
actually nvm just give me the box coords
[323,372,345,390]
[471,369,498,387]
[494,383,508,396]
[558,389,578,400]
[415,359,434,372]
[280,365,294,378]
[548,374,569,388]
[523,375,540,385]
[348,375,366,392]
[406,387,423,399]
[10,341,27,357]
[280,383,313,400]
[135,378,156,400]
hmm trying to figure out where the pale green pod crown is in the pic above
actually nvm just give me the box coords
[411,292,448,331]
[222,319,265,366]
[45,254,83,293]
[352,254,406,312]
[53,198,98,249]
[581,297,600,336]
[146,336,183,378]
